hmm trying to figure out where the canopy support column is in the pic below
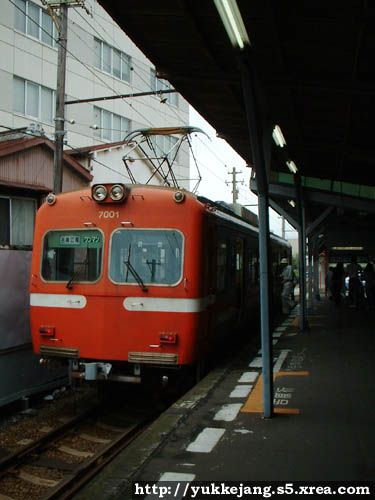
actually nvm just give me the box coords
[239,55,273,418]
[295,174,309,330]
[307,237,314,312]
[313,242,321,301]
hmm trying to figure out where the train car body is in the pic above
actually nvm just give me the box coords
[29,184,290,384]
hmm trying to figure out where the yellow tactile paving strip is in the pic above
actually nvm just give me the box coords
[241,371,309,414]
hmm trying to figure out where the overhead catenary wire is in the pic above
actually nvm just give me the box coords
[66,4,188,132]
[9,0,155,128]
[193,134,231,171]
[69,9,189,126]
[65,141,132,180]
[9,0,189,141]
[62,21,155,127]
[0,123,130,182]
[7,0,223,195]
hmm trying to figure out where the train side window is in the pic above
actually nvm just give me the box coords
[235,237,244,287]
[247,252,258,285]
[41,229,103,283]
[109,229,183,286]
[217,241,227,292]
[272,250,279,276]
[252,255,259,284]
[236,238,243,271]
[247,249,252,282]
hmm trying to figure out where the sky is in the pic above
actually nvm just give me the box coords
[189,106,297,239]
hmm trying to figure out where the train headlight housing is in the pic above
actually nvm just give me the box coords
[92,184,127,203]
[46,193,57,206]
[92,184,108,202]
[173,191,185,203]
[110,184,126,201]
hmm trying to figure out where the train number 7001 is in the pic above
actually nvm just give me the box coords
[99,211,120,219]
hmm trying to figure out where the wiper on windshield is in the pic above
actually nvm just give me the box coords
[66,273,76,290]
[66,246,88,289]
[124,244,148,292]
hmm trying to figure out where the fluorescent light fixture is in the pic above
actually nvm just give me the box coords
[272,125,286,148]
[286,160,298,174]
[213,0,250,50]
[288,199,296,208]
[331,246,364,251]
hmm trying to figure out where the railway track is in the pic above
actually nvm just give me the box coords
[0,391,157,500]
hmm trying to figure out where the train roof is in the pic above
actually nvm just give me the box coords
[44,184,290,249]
[197,195,291,248]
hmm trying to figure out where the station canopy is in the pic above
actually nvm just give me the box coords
[98,1,375,258]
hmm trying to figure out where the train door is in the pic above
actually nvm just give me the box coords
[235,237,244,315]
[203,222,217,349]
[247,237,260,310]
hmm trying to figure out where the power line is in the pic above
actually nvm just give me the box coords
[8,0,192,184]
[64,141,131,179]
[75,4,118,49]
[9,0,155,127]
[193,158,229,184]
[193,134,230,170]
[63,21,155,127]
[68,9,188,125]
[9,0,184,129]
[65,88,177,105]
[131,66,188,124]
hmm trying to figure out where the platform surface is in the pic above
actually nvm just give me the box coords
[74,298,375,499]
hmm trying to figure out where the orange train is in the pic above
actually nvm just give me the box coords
[30,184,290,384]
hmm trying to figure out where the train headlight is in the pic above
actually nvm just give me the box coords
[46,193,56,206]
[173,191,185,203]
[92,185,108,202]
[110,184,126,201]
[92,183,127,203]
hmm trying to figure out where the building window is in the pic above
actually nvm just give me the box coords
[0,197,36,247]
[14,0,55,47]
[94,38,131,82]
[150,69,178,107]
[93,106,131,142]
[13,76,55,123]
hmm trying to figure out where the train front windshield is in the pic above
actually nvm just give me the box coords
[109,229,183,286]
[41,229,103,283]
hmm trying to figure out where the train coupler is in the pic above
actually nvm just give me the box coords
[72,361,112,381]
[71,361,141,384]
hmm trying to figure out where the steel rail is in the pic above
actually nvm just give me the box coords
[42,415,155,500]
[0,405,99,478]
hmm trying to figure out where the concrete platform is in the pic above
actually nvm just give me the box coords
[74,298,375,499]
[0,345,68,408]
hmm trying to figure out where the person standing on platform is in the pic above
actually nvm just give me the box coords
[363,262,375,310]
[346,256,362,308]
[331,262,344,305]
[280,257,295,314]
[326,266,334,300]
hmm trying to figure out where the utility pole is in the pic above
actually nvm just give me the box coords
[226,168,244,203]
[44,1,90,194]
[281,215,286,239]
[53,0,68,194]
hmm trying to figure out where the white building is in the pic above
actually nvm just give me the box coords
[0,0,190,407]
[0,0,190,187]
